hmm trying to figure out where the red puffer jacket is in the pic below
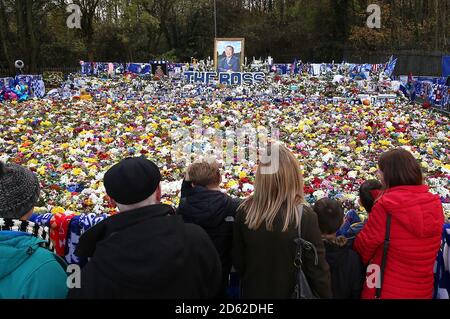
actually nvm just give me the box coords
[354,185,444,299]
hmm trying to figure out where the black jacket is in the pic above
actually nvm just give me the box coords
[68,204,222,299]
[323,239,365,299]
[233,205,332,299]
[178,180,241,297]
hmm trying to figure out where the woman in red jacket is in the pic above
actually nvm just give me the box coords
[354,148,444,299]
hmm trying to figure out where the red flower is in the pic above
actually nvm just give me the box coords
[97,152,110,160]
[50,184,62,191]
[240,177,250,184]
[312,177,323,188]
[304,186,315,194]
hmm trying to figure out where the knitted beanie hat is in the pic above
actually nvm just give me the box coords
[0,162,40,219]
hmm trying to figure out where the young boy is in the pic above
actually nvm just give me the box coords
[338,180,383,239]
[178,158,242,298]
[314,198,365,299]
[349,180,383,238]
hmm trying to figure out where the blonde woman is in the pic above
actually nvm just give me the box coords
[232,144,331,299]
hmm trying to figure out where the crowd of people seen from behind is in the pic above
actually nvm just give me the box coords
[0,145,447,299]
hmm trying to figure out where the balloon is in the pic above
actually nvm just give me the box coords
[15,60,25,69]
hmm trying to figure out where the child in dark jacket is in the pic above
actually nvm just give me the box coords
[314,198,365,299]
[178,158,241,298]
[346,180,383,238]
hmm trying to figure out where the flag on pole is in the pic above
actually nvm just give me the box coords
[384,56,398,77]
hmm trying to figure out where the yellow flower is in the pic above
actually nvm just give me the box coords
[379,140,391,146]
[83,157,97,164]
[51,206,65,214]
[28,159,38,165]
[60,143,70,149]
[239,171,247,179]
[91,182,100,190]
[226,180,238,188]
[41,121,51,127]
[17,119,26,124]
[355,147,364,154]
[37,166,46,175]
[398,139,410,145]
[72,168,83,176]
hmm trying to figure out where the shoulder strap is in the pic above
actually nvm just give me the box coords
[294,205,304,271]
[297,205,303,239]
[376,214,392,299]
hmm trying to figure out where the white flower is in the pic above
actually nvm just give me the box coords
[436,131,447,141]
[348,171,358,179]
[161,180,183,195]
[0,154,9,163]
[323,153,333,163]
[89,193,103,205]
[242,183,254,192]
[313,190,325,199]
[95,172,105,181]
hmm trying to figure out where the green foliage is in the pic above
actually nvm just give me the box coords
[0,0,448,71]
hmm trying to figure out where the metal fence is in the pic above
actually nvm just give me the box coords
[0,66,79,78]
[343,50,445,77]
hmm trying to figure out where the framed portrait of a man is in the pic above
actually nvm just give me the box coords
[215,38,245,72]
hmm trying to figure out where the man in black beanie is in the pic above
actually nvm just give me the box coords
[68,157,222,299]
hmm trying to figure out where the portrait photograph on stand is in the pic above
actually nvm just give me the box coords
[214,38,245,73]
